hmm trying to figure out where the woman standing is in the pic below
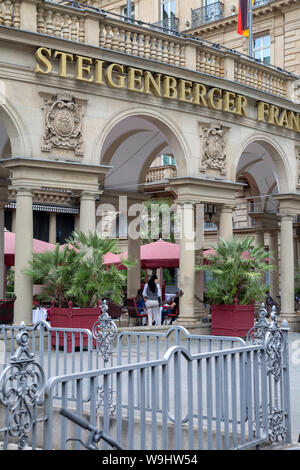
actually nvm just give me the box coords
[142,274,161,327]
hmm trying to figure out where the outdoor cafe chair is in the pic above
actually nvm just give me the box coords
[105,300,122,326]
[126,298,147,327]
[0,298,15,325]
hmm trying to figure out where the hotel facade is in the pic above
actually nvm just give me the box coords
[0,0,300,331]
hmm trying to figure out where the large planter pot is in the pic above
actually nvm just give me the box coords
[211,303,255,337]
[49,301,101,351]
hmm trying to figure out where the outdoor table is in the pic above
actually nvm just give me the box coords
[32,308,48,324]
[164,293,175,302]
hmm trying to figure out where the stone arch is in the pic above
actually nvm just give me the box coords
[93,107,190,182]
[232,132,293,194]
[0,87,31,158]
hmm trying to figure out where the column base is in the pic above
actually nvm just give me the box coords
[278,313,300,332]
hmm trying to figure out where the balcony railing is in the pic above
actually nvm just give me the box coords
[191,2,224,28]
[253,0,271,7]
[151,16,179,34]
[0,0,296,100]
[145,165,177,184]
[247,195,279,215]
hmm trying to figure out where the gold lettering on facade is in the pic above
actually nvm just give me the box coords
[178,80,193,103]
[34,48,299,133]
[53,51,74,78]
[75,55,93,82]
[128,67,144,93]
[206,88,223,110]
[144,71,161,97]
[162,76,178,100]
[105,63,125,88]
[35,47,52,74]
[94,60,105,85]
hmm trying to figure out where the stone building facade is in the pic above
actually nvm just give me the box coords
[0,0,300,331]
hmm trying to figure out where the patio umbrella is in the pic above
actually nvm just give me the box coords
[103,240,180,269]
[4,230,56,266]
[102,251,127,270]
[139,240,179,269]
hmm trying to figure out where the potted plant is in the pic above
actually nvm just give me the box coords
[25,230,134,348]
[196,236,273,337]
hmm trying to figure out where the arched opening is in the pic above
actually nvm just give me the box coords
[233,140,289,231]
[97,112,188,299]
[100,114,187,194]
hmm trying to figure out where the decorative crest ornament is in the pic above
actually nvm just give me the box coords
[0,322,45,449]
[247,303,271,345]
[199,121,227,175]
[41,93,85,156]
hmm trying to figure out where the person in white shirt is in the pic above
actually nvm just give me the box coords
[142,274,161,326]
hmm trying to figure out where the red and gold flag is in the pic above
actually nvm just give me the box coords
[237,0,254,37]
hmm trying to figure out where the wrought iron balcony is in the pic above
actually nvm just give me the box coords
[191,2,224,28]
[151,17,179,33]
[247,195,279,215]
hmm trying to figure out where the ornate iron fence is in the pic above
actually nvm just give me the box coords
[0,305,292,450]
[191,2,224,28]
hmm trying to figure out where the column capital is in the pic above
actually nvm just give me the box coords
[219,203,234,213]
[175,200,196,207]
[279,213,294,222]
[80,190,101,200]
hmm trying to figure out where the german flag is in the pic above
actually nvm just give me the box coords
[237,0,254,36]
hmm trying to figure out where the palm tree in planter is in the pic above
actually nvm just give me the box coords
[25,230,134,346]
[196,236,273,337]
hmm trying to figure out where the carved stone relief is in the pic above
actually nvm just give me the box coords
[199,121,227,176]
[41,93,85,157]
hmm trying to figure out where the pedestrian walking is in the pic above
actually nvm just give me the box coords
[142,274,161,326]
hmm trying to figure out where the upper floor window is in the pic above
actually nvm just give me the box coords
[122,4,135,20]
[253,34,271,64]
[162,155,176,166]
[161,0,176,20]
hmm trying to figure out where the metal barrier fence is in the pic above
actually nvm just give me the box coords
[116,326,246,366]
[0,304,292,450]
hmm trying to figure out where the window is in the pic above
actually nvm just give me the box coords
[253,35,271,64]
[122,4,135,20]
[161,0,175,20]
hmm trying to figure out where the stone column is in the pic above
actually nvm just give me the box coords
[14,188,33,325]
[178,202,199,326]
[219,204,233,240]
[79,192,96,234]
[255,230,265,247]
[49,213,57,244]
[269,230,279,300]
[11,210,16,232]
[194,203,206,319]
[280,214,295,315]
[127,234,140,299]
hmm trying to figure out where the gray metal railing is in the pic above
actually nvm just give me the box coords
[43,343,269,450]
[0,307,291,450]
[116,325,246,365]
[191,2,224,28]
[151,16,179,33]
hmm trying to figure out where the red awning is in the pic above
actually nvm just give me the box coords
[4,231,56,266]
